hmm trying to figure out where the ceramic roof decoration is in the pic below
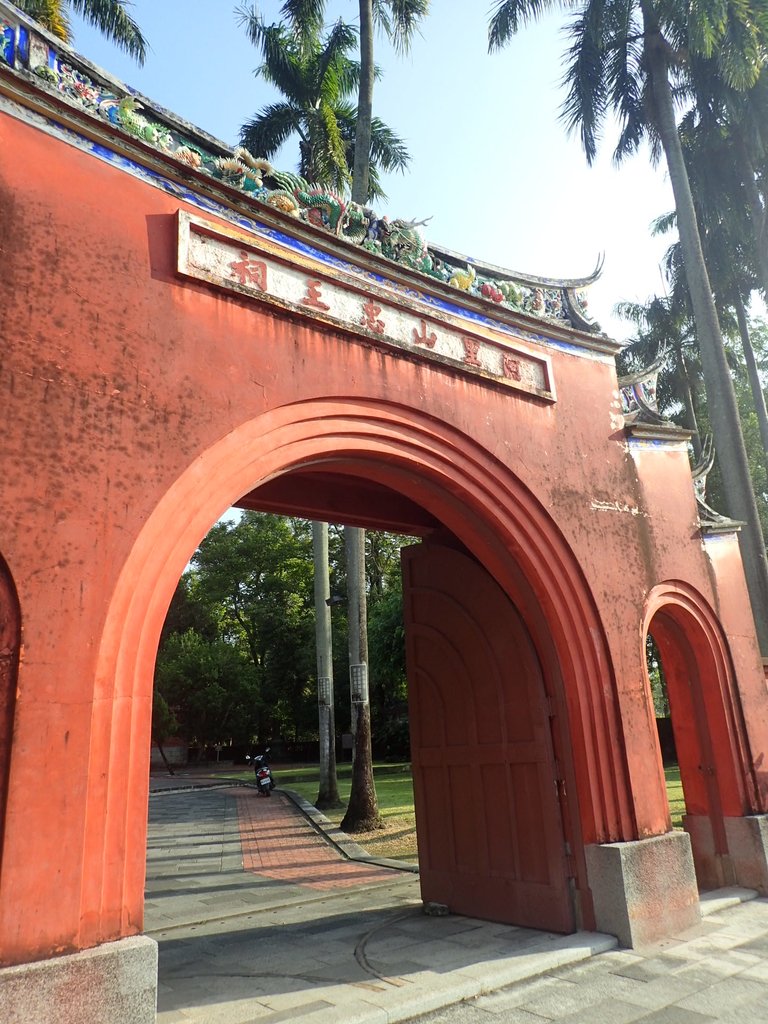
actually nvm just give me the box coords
[691,436,743,532]
[617,350,669,426]
[0,5,602,335]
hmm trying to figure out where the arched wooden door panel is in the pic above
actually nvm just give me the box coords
[402,541,574,933]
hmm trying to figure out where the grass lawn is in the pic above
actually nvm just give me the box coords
[665,764,685,830]
[222,761,687,862]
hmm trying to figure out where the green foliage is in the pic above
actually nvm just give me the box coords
[665,765,685,830]
[16,0,148,63]
[618,296,768,537]
[151,690,178,744]
[490,0,768,164]
[154,512,319,752]
[153,512,414,758]
[368,587,409,758]
[731,322,768,533]
[155,629,257,748]
[646,633,670,718]
[237,6,410,198]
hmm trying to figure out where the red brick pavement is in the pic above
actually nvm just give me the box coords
[236,790,401,890]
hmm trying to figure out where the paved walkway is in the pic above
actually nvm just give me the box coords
[145,775,768,1024]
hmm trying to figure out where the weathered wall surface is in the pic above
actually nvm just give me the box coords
[0,85,766,966]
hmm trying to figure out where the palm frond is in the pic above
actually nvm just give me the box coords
[560,1,608,165]
[239,102,305,159]
[238,12,309,102]
[299,99,350,192]
[488,0,564,52]
[311,18,358,102]
[279,0,326,50]
[652,210,677,236]
[363,162,389,202]
[368,115,410,171]
[605,0,647,162]
[16,0,71,40]
[69,0,148,64]
[379,0,430,54]
[716,8,762,92]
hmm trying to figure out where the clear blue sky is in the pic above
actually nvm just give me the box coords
[70,2,676,340]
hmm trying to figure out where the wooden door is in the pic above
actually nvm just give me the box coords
[402,542,574,932]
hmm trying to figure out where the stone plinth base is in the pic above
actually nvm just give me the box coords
[585,831,700,948]
[724,814,768,893]
[0,935,157,1024]
[683,815,736,891]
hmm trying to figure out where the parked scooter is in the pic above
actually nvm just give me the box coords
[246,749,275,797]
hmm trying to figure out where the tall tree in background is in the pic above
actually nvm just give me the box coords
[340,524,381,832]
[313,521,342,809]
[237,5,410,197]
[245,0,427,830]
[238,12,358,191]
[350,0,429,204]
[17,0,147,63]
[616,293,704,453]
[345,0,427,829]
[489,0,768,654]
[268,0,428,201]
[185,513,317,744]
[675,66,768,477]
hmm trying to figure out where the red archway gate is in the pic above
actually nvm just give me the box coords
[2,7,768,1017]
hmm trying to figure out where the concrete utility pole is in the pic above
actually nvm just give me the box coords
[312,522,341,809]
[340,526,381,832]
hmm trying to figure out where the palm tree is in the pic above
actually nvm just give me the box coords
[237,8,409,198]
[350,0,429,203]
[616,294,704,454]
[682,61,768,303]
[17,0,147,64]
[269,0,429,202]
[238,14,357,192]
[651,106,768,503]
[489,0,768,654]
[241,2,424,833]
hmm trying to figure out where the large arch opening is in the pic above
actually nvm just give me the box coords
[644,583,756,890]
[85,398,635,945]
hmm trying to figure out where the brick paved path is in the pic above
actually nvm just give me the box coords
[236,789,399,889]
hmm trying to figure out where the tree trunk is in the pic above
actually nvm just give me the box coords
[674,358,702,459]
[312,521,342,809]
[642,8,768,655]
[351,0,375,204]
[154,737,175,776]
[340,525,381,832]
[733,292,768,497]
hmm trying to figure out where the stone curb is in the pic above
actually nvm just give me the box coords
[699,885,757,915]
[148,780,235,795]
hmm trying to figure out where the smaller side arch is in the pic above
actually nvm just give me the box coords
[644,581,758,889]
[0,554,21,883]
